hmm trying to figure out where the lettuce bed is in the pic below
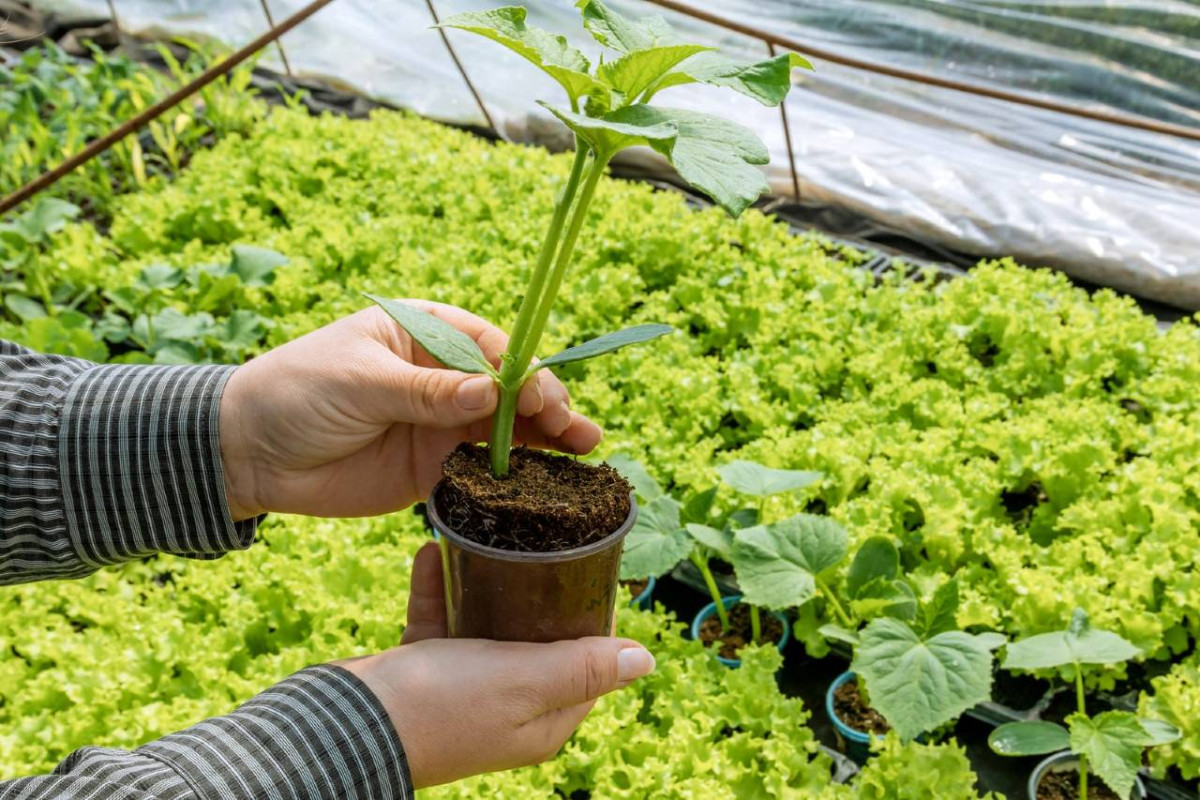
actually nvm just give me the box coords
[4,102,1200,785]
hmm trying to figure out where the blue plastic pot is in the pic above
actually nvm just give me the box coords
[826,671,875,764]
[690,594,790,668]
[628,575,656,610]
[1028,751,1146,799]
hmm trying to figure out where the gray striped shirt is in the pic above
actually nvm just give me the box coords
[0,340,412,799]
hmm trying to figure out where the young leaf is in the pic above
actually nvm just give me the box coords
[645,51,813,106]
[845,536,900,599]
[853,619,996,741]
[528,323,672,373]
[620,495,692,580]
[850,578,917,622]
[135,263,184,292]
[437,7,604,105]
[1003,608,1140,671]
[686,523,733,561]
[4,294,47,322]
[539,102,677,159]
[597,44,714,102]
[730,514,847,610]
[576,0,675,52]
[1138,718,1182,746]
[681,486,718,525]
[230,245,287,287]
[725,507,759,530]
[988,721,1070,756]
[976,632,1008,651]
[364,294,497,376]
[11,197,80,242]
[1068,711,1155,799]
[716,459,822,497]
[819,623,860,647]
[918,579,960,638]
[605,106,770,216]
[606,454,663,502]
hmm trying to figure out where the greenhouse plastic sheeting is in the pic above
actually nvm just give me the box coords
[32,0,1200,309]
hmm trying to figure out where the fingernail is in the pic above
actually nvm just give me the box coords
[456,376,495,411]
[617,647,655,683]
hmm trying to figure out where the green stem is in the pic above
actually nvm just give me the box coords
[693,552,730,631]
[750,605,762,644]
[489,144,589,477]
[815,576,854,628]
[1075,670,1088,800]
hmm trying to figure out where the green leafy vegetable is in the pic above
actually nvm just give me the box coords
[620,495,692,580]
[1003,608,1141,671]
[988,721,1071,756]
[364,294,497,376]
[716,460,823,496]
[731,514,847,609]
[530,323,672,373]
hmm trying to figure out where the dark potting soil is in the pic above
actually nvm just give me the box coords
[1037,771,1122,800]
[437,444,632,552]
[621,578,649,598]
[697,602,783,660]
[833,679,891,736]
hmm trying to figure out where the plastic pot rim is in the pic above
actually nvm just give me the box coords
[427,483,637,563]
[827,670,873,745]
[690,594,791,667]
[629,575,656,607]
[1027,750,1147,800]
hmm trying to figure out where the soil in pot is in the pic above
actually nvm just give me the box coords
[621,578,649,597]
[833,679,890,736]
[1037,771,1121,800]
[437,443,631,551]
[698,602,784,660]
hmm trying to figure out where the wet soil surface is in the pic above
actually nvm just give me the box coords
[1037,770,1122,799]
[833,679,891,736]
[697,602,783,660]
[437,444,631,552]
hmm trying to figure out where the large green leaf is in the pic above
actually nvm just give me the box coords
[730,514,847,610]
[438,7,604,104]
[988,721,1070,756]
[4,294,46,322]
[539,102,677,159]
[647,51,813,106]
[364,294,497,376]
[606,454,663,502]
[530,323,672,373]
[845,536,900,599]
[576,0,675,52]
[1139,718,1182,746]
[686,523,733,560]
[6,197,80,243]
[597,44,713,102]
[853,618,996,741]
[607,106,771,216]
[1068,711,1154,799]
[850,577,917,622]
[715,459,822,497]
[620,495,693,580]
[1003,608,1140,671]
[918,579,960,637]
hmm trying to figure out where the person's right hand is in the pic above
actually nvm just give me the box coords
[338,543,656,789]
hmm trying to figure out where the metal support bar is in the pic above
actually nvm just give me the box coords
[642,0,1200,142]
[768,41,801,201]
[257,0,294,77]
[0,0,339,216]
[424,0,497,133]
[104,0,122,43]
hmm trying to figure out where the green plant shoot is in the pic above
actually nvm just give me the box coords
[989,609,1179,800]
[364,2,811,477]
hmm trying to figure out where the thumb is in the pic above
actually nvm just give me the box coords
[390,361,498,428]
[533,637,656,712]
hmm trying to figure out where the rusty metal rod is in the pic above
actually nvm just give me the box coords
[258,0,294,77]
[0,0,338,216]
[642,0,1200,142]
[424,0,498,133]
[767,41,801,201]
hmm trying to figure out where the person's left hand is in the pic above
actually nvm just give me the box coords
[218,303,603,520]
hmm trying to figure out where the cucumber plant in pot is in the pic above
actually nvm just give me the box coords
[366,2,811,642]
[988,609,1180,800]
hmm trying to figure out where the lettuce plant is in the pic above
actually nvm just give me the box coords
[989,609,1180,799]
[366,1,810,477]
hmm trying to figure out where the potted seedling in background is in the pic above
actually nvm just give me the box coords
[989,609,1179,800]
[364,2,811,642]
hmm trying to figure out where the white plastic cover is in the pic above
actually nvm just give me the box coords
[32,0,1200,309]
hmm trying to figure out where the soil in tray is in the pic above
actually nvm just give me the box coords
[833,679,891,736]
[1037,771,1122,800]
[698,602,783,660]
[437,444,632,552]
[621,578,649,598]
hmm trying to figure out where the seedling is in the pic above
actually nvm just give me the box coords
[989,609,1180,799]
[365,2,811,477]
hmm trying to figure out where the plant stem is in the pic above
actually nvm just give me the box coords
[750,605,762,644]
[815,576,854,628]
[1076,670,1088,800]
[489,143,589,477]
[692,552,730,631]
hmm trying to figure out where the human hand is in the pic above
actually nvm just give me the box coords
[339,542,656,788]
[218,304,604,520]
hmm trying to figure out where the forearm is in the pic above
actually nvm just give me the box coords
[0,665,411,799]
[0,340,257,585]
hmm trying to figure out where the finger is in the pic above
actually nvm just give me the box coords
[387,360,499,429]
[529,370,572,436]
[516,373,544,418]
[401,542,448,644]
[513,412,603,456]
[516,699,597,766]
[528,637,655,713]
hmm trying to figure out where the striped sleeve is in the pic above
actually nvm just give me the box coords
[0,665,412,800]
[0,339,257,585]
